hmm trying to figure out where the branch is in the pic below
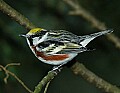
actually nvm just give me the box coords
[63,1,120,92]
[0,63,33,93]
[0,0,37,30]
[33,71,58,93]
[63,0,120,48]
[0,63,60,93]
[0,0,120,93]
[43,81,51,93]
[71,62,120,93]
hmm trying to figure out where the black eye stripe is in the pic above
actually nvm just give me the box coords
[30,34,40,38]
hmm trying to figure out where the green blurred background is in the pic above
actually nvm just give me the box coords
[0,0,120,93]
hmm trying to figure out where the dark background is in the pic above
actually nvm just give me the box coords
[0,0,120,93]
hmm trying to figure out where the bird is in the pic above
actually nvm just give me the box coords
[20,28,113,70]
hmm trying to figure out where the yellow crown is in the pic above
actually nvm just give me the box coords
[27,28,43,35]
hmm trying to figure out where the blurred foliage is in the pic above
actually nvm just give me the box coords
[0,0,120,93]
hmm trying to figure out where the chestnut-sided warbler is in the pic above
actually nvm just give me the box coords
[20,28,112,67]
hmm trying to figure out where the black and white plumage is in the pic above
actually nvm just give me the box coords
[20,28,113,65]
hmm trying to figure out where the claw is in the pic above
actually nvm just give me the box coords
[50,65,64,75]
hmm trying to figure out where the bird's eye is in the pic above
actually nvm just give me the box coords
[29,34,40,38]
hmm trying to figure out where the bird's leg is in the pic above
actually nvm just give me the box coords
[52,64,63,71]
[50,64,65,75]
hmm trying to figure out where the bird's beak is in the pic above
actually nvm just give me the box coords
[19,34,28,38]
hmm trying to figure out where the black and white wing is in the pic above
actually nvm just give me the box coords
[36,29,113,55]
[47,29,113,47]
[36,40,87,55]
[47,30,80,43]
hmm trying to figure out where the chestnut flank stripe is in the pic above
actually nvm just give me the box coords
[32,46,69,61]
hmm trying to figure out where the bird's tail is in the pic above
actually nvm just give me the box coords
[78,29,113,47]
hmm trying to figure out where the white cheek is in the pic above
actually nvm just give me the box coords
[33,32,48,46]
[33,37,40,46]
[37,32,48,44]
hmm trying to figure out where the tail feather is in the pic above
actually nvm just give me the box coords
[79,29,113,47]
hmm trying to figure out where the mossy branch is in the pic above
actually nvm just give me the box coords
[0,0,120,93]
[33,71,58,93]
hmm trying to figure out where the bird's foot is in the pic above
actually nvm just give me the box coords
[50,64,64,75]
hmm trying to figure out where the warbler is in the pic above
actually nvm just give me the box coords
[20,28,113,67]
